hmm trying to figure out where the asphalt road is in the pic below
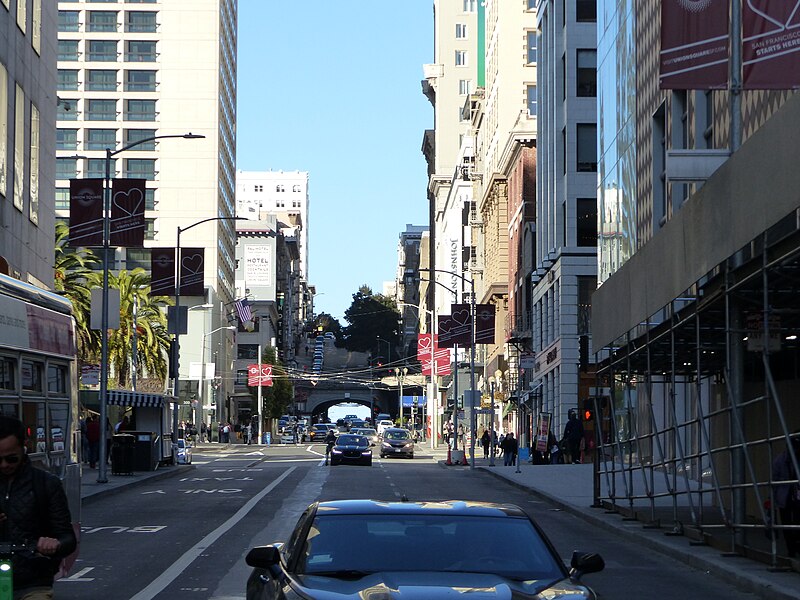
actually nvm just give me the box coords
[56,443,760,600]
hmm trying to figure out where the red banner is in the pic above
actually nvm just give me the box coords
[150,248,175,296]
[659,0,729,89]
[247,363,273,387]
[179,248,205,296]
[68,179,104,247]
[743,1,800,89]
[110,178,146,247]
[418,334,451,376]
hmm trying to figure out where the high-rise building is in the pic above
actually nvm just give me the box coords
[0,1,57,287]
[530,0,597,430]
[396,224,428,357]
[55,0,238,413]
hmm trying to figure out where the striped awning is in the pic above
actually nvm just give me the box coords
[106,390,166,408]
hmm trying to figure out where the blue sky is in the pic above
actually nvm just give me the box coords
[236,2,432,321]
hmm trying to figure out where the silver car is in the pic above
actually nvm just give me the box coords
[351,427,379,446]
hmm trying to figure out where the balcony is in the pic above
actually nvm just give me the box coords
[506,311,532,343]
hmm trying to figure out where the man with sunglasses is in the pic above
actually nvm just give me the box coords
[0,416,77,599]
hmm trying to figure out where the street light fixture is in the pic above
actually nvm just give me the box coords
[97,132,205,484]
[375,336,392,365]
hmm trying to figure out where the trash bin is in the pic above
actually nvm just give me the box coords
[111,434,135,475]
[128,431,158,471]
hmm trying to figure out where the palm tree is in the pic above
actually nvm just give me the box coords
[54,220,101,363]
[107,268,173,388]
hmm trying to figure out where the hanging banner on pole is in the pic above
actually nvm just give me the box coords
[659,0,729,90]
[68,178,104,247]
[110,178,146,247]
[247,363,273,387]
[743,1,800,89]
[475,303,496,344]
[179,247,205,296]
[150,248,175,296]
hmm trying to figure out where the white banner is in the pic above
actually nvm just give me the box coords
[244,245,272,286]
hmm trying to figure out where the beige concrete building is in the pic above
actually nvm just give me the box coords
[0,0,57,287]
[55,0,238,410]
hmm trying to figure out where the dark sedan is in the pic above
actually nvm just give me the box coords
[380,428,414,459]
[329,434,372,466]
[245,499,604,599]
[309,423,336,443]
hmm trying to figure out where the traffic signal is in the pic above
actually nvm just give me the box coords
[583,408,594,423]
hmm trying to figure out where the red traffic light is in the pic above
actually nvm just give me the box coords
[584,410,593,421]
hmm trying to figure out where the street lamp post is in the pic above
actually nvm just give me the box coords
[394,367,408,427]
[489,377,496,467]
[97,133,204,484]
[419,268,477,470]
[198,325,236,443]
[171,215,250,451]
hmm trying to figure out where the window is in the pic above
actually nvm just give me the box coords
[88,11,117,32]
[455,50,467,66]
[57,99,79,121]
[653,103,666,226]
[58,40,80,61]
[463,0,476,11]
[576,198,597,247]
[458,79,471,95]
[86,158,114,178]
[125,128,156,149]
[16,0,26,33]
[276,184,285,192]
[88,40,118,61]
[56,129,78,151]
[58,10,80,32]
[86,69,117,91]
[125,70,156,91]
[292,185,301,192]
[21,360,43,393]
[29,103,39,224]
[126,40,156,62]
[55,188,69,210]
[47,365,68,395]
[58,69,79,91]
[576,50,596,97]
[56,158,78,180]
[127,0,157,3]
[455,23,467,39]
[527,85,537,116]
[576,124,597,172]
[527,31,537,64]
[144,218,155,240]
[576,0,596,22]
[125,99,156,121]
[126,11,157,33]
[126,158,155,180]
[125,248,151,270]
[254,184,263,192]
[237,345,259,360]
[13,85,24,211]
[528,0,538,9]
[86,99,116,121]
[145,188,155,209]
[32,0,41,54]
[85,128,116,150]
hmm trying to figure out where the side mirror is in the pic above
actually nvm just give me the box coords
[245,545,281,569]
[569,551,605,580]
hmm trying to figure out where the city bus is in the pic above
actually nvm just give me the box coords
[0,272,81,566]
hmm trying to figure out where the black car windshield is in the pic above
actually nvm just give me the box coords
[384,430,410,440]
[335,435,367,447]
[296,514,563,581]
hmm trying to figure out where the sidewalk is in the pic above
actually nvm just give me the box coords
[425,444,800,600]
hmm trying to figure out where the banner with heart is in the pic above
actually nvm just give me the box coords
[68,178,104,247]
[743,0,800,88]
[247,363,273,387]
[110,178,146,247]
[179,248,205,296]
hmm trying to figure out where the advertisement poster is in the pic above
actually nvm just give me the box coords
[244,245,272,286]
[659,0,729,89]
[535,412,552,453]
[743,0,800,89]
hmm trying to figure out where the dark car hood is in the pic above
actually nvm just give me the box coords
[293,571,593,599]
[336,445,369,451]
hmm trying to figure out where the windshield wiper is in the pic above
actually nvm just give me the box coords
[309,570,372,579]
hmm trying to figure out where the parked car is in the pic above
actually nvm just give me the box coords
[380,428,415,459]
[175,438,192,464]
[329,434,372,466]
[244,499,604,600]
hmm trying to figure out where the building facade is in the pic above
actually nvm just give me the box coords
[55,0,239,410]
[0,0,57,287]
[395,224,428,358]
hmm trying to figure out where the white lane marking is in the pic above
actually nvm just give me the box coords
[129,467,296,600]
[59,567,95,582]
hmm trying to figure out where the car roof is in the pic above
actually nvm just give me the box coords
[313,499,528,518]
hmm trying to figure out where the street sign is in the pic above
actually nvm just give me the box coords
[520,353,536,369]
[474,408,493,414]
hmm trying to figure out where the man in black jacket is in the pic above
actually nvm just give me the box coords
[0,415,77,598]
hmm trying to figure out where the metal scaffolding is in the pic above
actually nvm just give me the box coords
[594,210,800,569]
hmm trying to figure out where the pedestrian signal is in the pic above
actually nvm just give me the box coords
[583,409,594,422]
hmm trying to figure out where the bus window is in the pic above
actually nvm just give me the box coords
[22,401,46,454]
[21,360,44,393]
[47,364,68,396]
[0,357,14,391]
[49,402,69,452]
[0,403,18,418]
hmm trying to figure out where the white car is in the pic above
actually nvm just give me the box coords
[376,420,394,436]
[175,439,192,464]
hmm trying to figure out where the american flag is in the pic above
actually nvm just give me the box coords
[234,298,252,323]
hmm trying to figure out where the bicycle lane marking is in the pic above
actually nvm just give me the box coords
[128,467,296,600]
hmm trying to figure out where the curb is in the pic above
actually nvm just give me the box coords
[82,465,195,505]
[475,466,800,600]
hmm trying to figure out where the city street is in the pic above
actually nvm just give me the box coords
[58,443,764,600]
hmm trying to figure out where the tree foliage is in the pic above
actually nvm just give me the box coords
[342,285,400,361]
[311,312,343,343]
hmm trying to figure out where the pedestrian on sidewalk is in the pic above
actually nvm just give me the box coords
[500,432,518,466]
[563,409,584,464]
[772,432,800,558]
[86,415,100,469]
[481,430,491,459]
